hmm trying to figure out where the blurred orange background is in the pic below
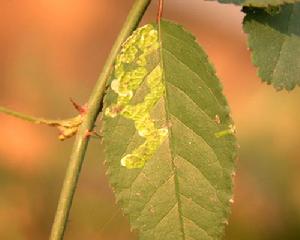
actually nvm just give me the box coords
[1,0,300,239]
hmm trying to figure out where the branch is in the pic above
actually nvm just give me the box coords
[0,106,83,140]
[49,0,152,239]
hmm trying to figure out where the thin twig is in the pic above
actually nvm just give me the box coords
[49,0,152,239]
[0,106,70,126]
[0,106,83,140]
[157,0,164,22]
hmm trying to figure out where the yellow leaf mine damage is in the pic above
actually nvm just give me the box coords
[105,24,168,169]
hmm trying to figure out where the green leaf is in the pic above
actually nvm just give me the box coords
[207,0,300,7]
[103,20,237,240]
[243,3,300,90]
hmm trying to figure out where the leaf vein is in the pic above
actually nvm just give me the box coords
[134,174,174,221]
[270,5,295,81]
[166,81,215,124]
[160,24,186,240]
[153,202,178,230]
[162,46,224,111]
[183,216,214,240]
[176,153,223,205]
[169,112,224,170]
[180,193,218,214]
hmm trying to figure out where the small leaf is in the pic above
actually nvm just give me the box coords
[206,0,300,7]
[103,20,237,240]
[243,3,300,90]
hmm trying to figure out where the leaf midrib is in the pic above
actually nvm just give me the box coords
[159,22,186,240]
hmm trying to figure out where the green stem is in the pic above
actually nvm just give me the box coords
[49,0,152,239]
[0,106,83,140]
[0,106,77,126]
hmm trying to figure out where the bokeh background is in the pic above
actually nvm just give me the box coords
[1,0,300,239]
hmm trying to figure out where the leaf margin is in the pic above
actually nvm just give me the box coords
[102,19,238,240]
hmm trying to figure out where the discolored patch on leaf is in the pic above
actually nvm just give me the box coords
[105,25,168,169]
[103,20,237,240]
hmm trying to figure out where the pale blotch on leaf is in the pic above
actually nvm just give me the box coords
[215,124,236,138]
[214,114,221,124]
[105,24,168,169]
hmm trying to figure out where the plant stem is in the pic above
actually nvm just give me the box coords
[49,0,152,239]
[157,0,164,22]
[0,106,78,126]
[0,106,84,140]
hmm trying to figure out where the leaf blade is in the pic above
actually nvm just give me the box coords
[206,0,300,7]
[243,3,300,90]
[103,20,237,240]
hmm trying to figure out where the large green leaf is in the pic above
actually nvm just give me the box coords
[206,0,300,7]
[243,3,300,90]
[103,20,237,240]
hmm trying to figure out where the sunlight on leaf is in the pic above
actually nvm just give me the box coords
[103,20,237,240]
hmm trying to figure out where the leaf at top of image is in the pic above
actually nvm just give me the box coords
[243,3,300,90]
[206,0,300,7]
[103,20,237,240]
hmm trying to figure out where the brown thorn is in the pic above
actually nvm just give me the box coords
[69,98,88,115]
[84,130,92,139]
[83,129,101,140]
